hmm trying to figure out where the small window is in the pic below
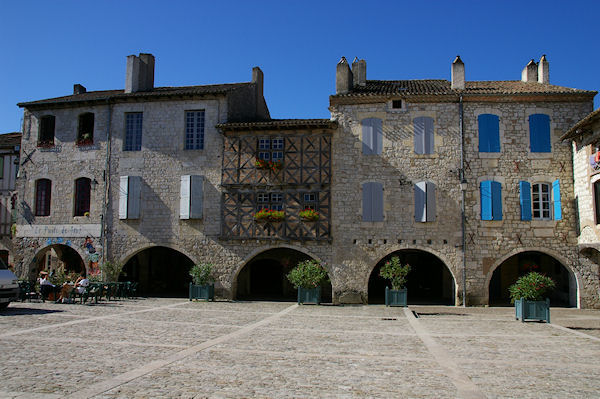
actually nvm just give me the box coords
[414,116,434,155]
[124,113,143,151]
[392,100,403,109]
[303,193,317,210]
[35,179,52,216]
[38,115,55,147]
[480,180,502,221]
[77,113,94,145]
[532,183,551,220]
[185,110,205,150]
[257,138,284,162]
[74,177,91,216]
[257,192,283,211]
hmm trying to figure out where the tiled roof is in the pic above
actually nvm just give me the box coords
[0,132,22,148]
[18,83,253,108]
[561,108,600,141]
[217,119,337,130]
[332,80,596,98]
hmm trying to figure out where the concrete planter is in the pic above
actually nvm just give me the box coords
[298,286,321,305]
[515,298,550,323]
[385,286,407,307]
[189,283,214,301]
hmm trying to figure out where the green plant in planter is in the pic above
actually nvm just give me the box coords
[379,256,411,290]
[508,271,555,304]
[101,261,125,282]
[286,260,328,289]
[189,263,214,286]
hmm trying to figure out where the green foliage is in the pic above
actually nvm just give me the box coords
[49,269,80,286]
[508,271,556,303]
[379,256,411,290]
[189,263,214,286]
[88,274,103,282]
[286,260,328,289]
[102,261,124,282]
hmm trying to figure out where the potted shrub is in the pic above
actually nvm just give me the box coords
[299,208,320,222]
[379,256,411,307]
[189,263,215,301]
[509,271,555,323]
[254,208,285,222]
[286,260,328,304]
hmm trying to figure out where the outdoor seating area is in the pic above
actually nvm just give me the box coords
[18,280,138,305]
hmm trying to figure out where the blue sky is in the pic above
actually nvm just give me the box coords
[1,0,598,133]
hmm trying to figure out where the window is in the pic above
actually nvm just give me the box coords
[77,113,94,145]
[594,181,600,224]
[38,115,55,146]
[362,182,383,222]
[180,175,203,219]
[478,114,500,152]
[362,118,383,155]
[257,138,284,162]
[74,177,91,216]
[414,181,436,222]
[303,193,317,210]
[529,114,551,153]
[519,180,561,221]
[392,100,403,109]
[414,116,434,154]
[35,179,51,216]
[480,180,502,220]
[0,157,4,180]
[124,113,143,151]
[257,192,283,211]
[118,176,142,219]
[185,110,205,150]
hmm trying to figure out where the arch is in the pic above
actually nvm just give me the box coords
[367,247,457,305]
[119,242,198,267]
[29,243,86,279]
[486,248,580,308]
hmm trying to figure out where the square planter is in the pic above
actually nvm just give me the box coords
[298,286,321,305]
[515,298,550,323]
[189,283,214,301]
[385,286,407,307]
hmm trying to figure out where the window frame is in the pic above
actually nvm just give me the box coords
[124,112,143,151]
[35,179,52,217]
[257,192,284,211]
[77,113,95,146]
[257,137,284,162]
[531,182,552,220]
[74,177,91,217]
[184,110,205,150]
[38,115,55,147]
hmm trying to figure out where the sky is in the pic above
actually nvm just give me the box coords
[1,0,599,133]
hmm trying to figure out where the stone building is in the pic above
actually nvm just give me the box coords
[0,132,21,266]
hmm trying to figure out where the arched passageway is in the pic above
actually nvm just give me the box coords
[236,248,332,302]
[489,251,576,307]
[368,249,455,305]
[122,246,194,297]
[34,244,85,276]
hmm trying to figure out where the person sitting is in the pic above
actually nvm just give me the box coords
[38,271,58,301]
[74,273,89,294]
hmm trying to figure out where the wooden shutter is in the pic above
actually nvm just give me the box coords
[373,118,383,155]
[414,117,425,154]
[478,114,500,152]
[127,176,142,219]
[119,176,129,219]
[371,182,383,222]
[362,119,374,155]
[552,179,561,220]
[424,117,434,154]
[180,175,191,219]
[190,175,204,219]
[529,114,551,153]
[362,182,372,221]
[491,181,502,220]
[414,181,426,222]
[480,181,492,221]
[519,181,532,221]
[426,181,436,222]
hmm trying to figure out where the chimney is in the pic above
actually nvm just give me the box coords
[125,53,155,93]
[252,66,264,100]
[352,57,367,87]
[521,59,538,82]
[538,54,549,84]
[73,84,86,95]
[451,56,465,90]
[336,57,353,94]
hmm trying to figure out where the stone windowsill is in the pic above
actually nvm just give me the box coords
[478,152,501,159]
[480,220,504,227]
[527,152,553,160]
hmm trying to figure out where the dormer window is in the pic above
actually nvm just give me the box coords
[77,113,94,146]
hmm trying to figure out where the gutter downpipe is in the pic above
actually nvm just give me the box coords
[101,98,113,267]
[459,94,466,307]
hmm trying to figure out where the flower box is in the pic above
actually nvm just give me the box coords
[299,208,320,221]
[297,286,321,304]
[37,141,55,148]
[515,298,550,323]
[189,283,214,301]
[76,139,94,147]
[385,286,407,307]
[254,209,285,222]
[255,158,283,172]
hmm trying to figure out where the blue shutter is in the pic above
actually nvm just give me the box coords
[414,181,426,222]
[414,117,425,154]
[362,182,372,221]
[491,181,502,220]
[519,181,532,221]
[529,114,551,153]
[371,182,384,222]
[478,114,500,153]
[362,119,374,155]
[424,117,434,154]
[373,118,383,155]
[426,181,436,222]
[552,179,562,220]
[480,181,492,221]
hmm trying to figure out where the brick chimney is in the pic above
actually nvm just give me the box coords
[125,53,155,93]
[336,57,353,94]
[521,59,538,82]
[352,57,367,87]
[538,55,549,84]
[73,84,86,95]
[451,56,465,90]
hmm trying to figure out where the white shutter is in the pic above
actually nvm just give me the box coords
[180,175,191,219]
[119,176,129,219]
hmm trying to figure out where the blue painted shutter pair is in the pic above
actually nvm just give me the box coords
[119,176,142,219]
[414,117,434,154]
[414,181,436,222]
[519,180,561,220]
[362,118,383,155]
[362,182,383,222]
[480,180,502,220]
[529,114,551,153]
[478,114,500,152]
[180,175,204,219]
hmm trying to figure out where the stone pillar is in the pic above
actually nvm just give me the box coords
[336,57,353,94]
[451,55,465,90]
